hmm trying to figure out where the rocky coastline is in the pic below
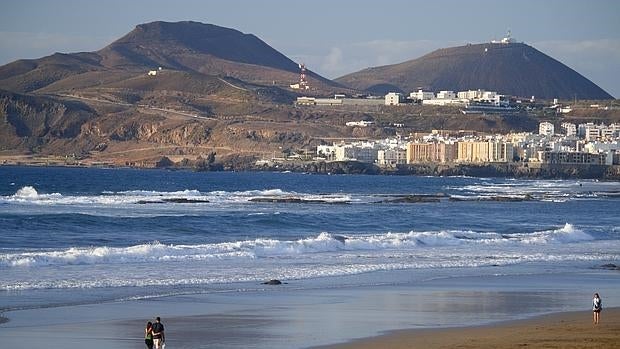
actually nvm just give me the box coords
[221,158,620,181]
[3,156,620,180]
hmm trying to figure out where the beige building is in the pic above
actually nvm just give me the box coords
[406,142,457,163]
[488,141,514,162]
[457,141,489,162]
[457,141,513,163]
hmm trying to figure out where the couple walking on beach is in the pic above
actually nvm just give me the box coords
[145,316,165,349]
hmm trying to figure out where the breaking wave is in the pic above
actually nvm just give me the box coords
[0,224,594,268]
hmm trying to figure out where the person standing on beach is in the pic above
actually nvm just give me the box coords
[152,316,165,349]
[144,321,154,349]
[592,293,602,324]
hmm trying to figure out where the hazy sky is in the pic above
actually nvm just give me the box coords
[1,0,619,97]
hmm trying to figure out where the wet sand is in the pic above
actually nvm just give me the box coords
[320,308,620,349]
[2,273,618,349]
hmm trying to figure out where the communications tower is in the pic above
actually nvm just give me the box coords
[299,63,309,90]
[291,63,310,90]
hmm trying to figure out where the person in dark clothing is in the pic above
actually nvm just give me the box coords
[593,293,602,324]
[144,321,154,349]
[152,316,165,349]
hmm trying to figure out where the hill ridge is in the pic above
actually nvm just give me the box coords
[336,42,613,99]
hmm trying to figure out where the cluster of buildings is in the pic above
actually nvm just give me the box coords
[386,88,511,108]
[297,88,514,113]
[316,122,620,166]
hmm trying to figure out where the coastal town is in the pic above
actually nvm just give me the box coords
[288,88,620,169]
[312,119,620,167]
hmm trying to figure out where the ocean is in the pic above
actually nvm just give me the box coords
[1,166,619,318]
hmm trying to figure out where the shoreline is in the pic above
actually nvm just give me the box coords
[1,271,619,349]
[316,307,620,349]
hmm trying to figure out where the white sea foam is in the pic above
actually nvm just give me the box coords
[11,186,62,201]
[514,223,594,244]
[0,224,597,269]
[450,179,620,200]
[1,186,352,207]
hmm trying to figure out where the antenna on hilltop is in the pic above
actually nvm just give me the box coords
[299,63,309,90]
[492,29,516,44]
[290,63,310,90]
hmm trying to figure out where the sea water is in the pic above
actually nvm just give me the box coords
[1,166,619,312]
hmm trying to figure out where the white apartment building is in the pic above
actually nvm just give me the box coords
[334,142,379,163]
[539,122,555,136]
[578,123,620,141]
[378,148,407,166]
[561,122,577,137]
[385,92,403,106]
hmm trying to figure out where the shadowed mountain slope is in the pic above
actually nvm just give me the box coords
[336,43,613,99]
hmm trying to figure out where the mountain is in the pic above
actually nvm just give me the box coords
[0,21,339,94]
[336,42,614,99]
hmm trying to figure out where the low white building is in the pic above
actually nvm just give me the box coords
[436,90,456,99]
[409,89,435,101]
[422,98,465,106]
[421,90,465,106]
[345,120,374,127]
[457,89,497,101]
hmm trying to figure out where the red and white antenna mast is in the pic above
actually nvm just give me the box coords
[299,63,309,90]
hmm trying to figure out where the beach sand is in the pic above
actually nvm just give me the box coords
[321,308,620,349]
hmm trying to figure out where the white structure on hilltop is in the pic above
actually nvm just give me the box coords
[147,67,163,76]
[409,89,435,101]
[385,92,403,106]
[457,89,497,101]
[422,90,464,106]
[539,122,555,136]
[345,120,374,127]
[491,30,517,44]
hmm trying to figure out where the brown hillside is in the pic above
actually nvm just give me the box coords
[0,21,342,95]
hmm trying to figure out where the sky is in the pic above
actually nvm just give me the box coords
[1,0,619,97]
